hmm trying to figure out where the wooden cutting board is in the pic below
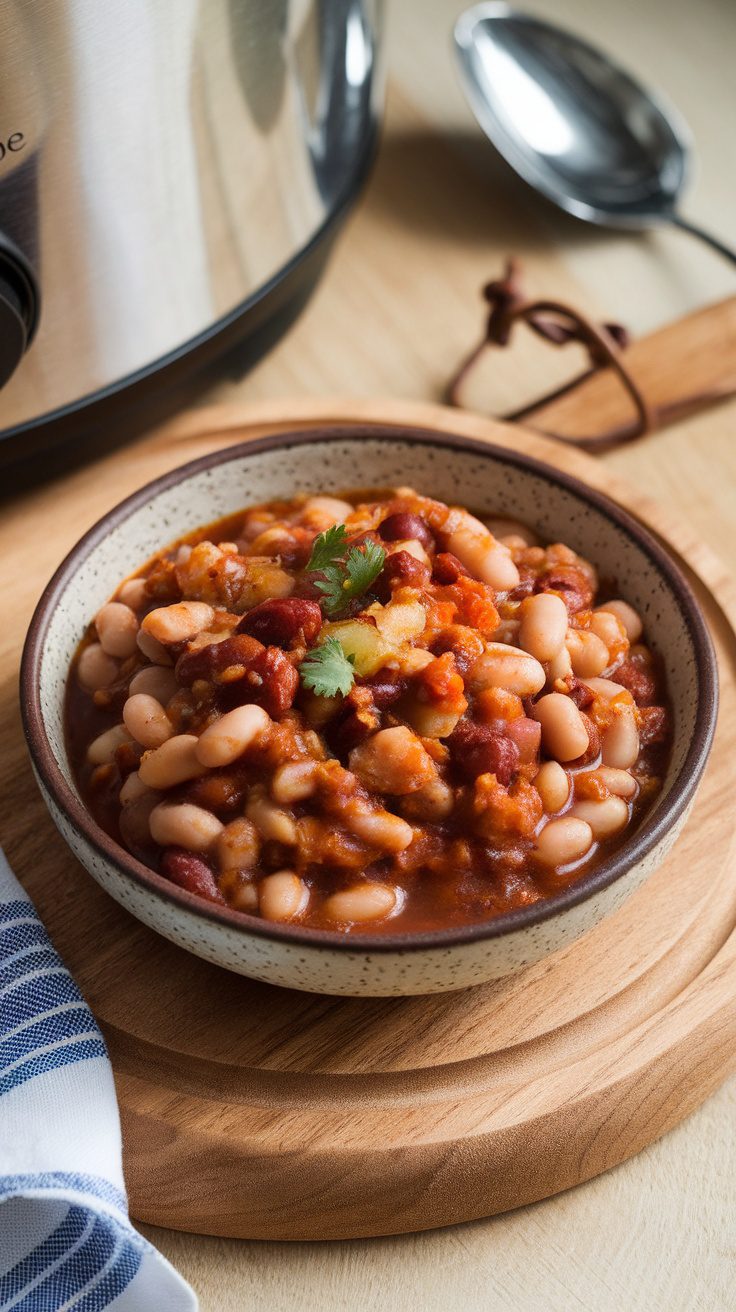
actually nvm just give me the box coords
[5,390,736,1240]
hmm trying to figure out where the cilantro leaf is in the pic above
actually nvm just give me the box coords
[307,523,387,618]
[299,637,356,698]
[343,539,386,599]
[307,524,349,574]
[314,571,349,616]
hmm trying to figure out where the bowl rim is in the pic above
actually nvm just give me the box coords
[21,423,719,954]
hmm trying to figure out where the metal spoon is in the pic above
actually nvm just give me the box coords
[454,2,736,266]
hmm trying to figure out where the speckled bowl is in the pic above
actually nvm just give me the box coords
[21,425,718,995]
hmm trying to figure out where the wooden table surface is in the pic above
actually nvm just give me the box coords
[9,0,736,1307]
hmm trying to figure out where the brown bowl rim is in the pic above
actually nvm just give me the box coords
[21,423,719,954]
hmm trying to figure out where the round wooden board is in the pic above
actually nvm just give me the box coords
[21,400,736,1241]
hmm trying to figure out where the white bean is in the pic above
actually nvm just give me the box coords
[271,761,318,805]
[128,665,178,703]
[136,629,173,666]
[596,599,642,643]
[483,516,537,546]
[536,816,593,866]
[246,786,298,845]
[95,602,139,658]
[223,877,258,913]
[535,760,570,812]
[258,871,309,922]
[519,593,568,662]
[388,538,431,566]
[492,618,520,646]
[589,610,627,656]
[532,693,589,762]
[123,693,174,749]
[138,734,208,789]
[602,703,639,769]
[395,646,436,675]
[118,793,160,850]
[401,775,455,821]
[445,512,520,589]
[580,766,638,798]
[566,629,610,678]
[324,883,398,924]
[149,802,223,852]
[119,771,156,806]
[118,578,148,611]
[346,807,414,853]
[547,644,573,684]
[303,495,353,526]
[195,704,271,768]
[570,796,629,838]
[583,676,631,702]
[349,726,435,795]
[86,724,131,765]
[469,643,546,697]
[78,643,118,691]
[217,818,261,872]
[141,600,215,645]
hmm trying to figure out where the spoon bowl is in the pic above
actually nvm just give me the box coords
[454,2,736,262]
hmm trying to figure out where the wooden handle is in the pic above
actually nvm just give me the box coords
[526,295,736,441]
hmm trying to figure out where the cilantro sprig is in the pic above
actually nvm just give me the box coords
[299,637,356,698]
[306,523,348,574]
[307,525,386,618]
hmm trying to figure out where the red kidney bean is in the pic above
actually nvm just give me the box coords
[567,678,595,710]
[355,670,407,710]
[228,645,299,717]
[292,574,325,602]
[236,597,322,648]
[326,671,407,759]
[378,512,434,550]
[176,632,298,716]
[535,565,594,614]
[377,551,431,596]
[508,576,536,602]
[175,633,264,686]
[638,705,668,745]
[611,655,657,706]
[448,720,520,785]
[159,847,224,902]
[432,552,469,585]
[505,716,542,765]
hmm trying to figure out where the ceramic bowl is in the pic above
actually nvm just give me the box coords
[21,425,718,995]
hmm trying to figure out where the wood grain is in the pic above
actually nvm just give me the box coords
[526,295,736,442]
[5,399,736,1240]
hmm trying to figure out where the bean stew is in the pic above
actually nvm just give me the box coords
[65,488,670,934]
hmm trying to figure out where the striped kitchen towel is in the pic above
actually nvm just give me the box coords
[0,849,197,1311]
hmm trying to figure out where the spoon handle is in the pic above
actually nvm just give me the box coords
[671,214,736,267]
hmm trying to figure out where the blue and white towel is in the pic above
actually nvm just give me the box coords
[0,850,197,1311]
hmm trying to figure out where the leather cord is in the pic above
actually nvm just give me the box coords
[445,259,734,452]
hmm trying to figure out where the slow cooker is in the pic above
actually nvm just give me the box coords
[0,0,384,466]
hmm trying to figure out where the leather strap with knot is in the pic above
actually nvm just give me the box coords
[445,259,657,452]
